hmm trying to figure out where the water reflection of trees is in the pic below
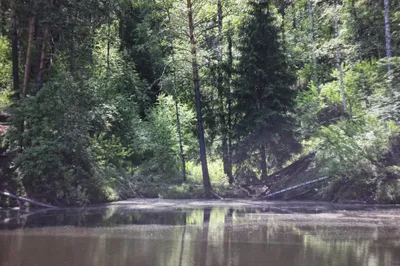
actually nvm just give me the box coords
[1,207,400,266]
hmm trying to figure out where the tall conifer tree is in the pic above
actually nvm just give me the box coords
[234,0,299,180]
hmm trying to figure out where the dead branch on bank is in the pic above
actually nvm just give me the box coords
[0,191,56,209]
[258,176,329,200]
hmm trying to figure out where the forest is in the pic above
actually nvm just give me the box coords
[0,0,399,206]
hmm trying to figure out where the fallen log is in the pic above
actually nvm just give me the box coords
[258,176,329,200]
[0,191,56,209]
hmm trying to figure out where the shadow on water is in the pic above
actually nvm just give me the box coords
[1,200,400,266]
[3,199,397,230]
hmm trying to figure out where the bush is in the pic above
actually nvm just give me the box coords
[8,71,118,205]
[376,179,400,203]
[158,184,205,199]
[303,116,400,202]
[186,159,226,185]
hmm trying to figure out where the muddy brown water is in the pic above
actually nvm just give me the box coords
[1,199,400,266]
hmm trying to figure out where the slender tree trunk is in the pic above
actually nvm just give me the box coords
[20,15,36,143]
[10,0,22,147]
[220,101,229,182]
[10,0,19,99]
[174,87,187,182]
[217,0,225,155]
[38,27,48,88]
[350,0,360,56]
[32,1,44,92]
[308,0,318,91]
[37,0,55,88]
[334,0,348,116]
[106,19,111,80]
[282,12,286,49]
[384,0,393,89]
[384,0,392,64]
[34,25,43,91]
[217,0,223,61]
[163,0,186,181]
[260,145,267,180]
[22,16,35,98]
[226,23,234,185]
[172,53,187,182]
[186,0,212,197]
[350,0,367,106]
[279,1,286,49]
[216,0,231,184]
[291,0,296,29]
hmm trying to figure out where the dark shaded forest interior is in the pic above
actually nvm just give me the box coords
[1,0,400,207]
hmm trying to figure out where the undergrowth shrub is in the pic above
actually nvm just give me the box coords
[303,116,400,202]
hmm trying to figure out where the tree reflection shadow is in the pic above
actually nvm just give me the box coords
[1,205,400,266]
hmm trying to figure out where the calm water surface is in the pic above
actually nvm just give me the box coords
[1,199,400,266]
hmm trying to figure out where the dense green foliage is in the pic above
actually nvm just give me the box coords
[0,0,400,205]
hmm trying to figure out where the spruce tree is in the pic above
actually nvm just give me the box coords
[234,0,299,181]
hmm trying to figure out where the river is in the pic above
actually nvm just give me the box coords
[1,199,400,266]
